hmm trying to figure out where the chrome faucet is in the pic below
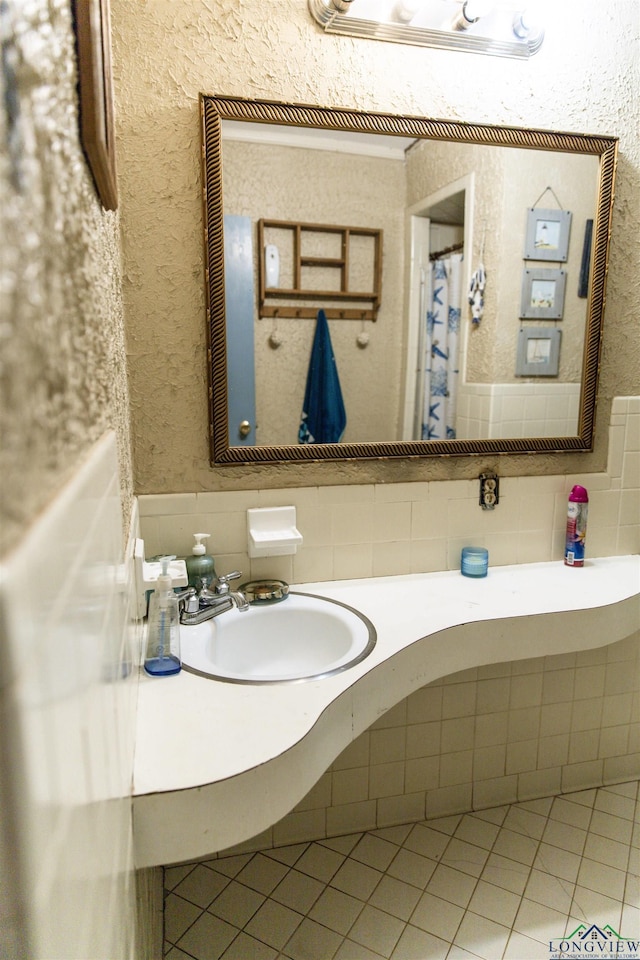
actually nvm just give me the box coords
[178,571,249,625]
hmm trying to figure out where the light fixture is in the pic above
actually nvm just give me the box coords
[308,0,545,58]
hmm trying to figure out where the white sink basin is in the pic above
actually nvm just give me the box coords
[180,592,376,683]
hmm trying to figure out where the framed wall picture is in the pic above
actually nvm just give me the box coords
[516,327,561,377]
[524,208,571,261]
[72,0,118,210]
[520,267,566,319]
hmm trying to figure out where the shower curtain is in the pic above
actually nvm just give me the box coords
[420,253,463,440]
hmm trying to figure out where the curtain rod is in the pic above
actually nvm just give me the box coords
[429,241,464,262]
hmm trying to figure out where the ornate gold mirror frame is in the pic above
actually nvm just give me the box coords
[201,94,617,466]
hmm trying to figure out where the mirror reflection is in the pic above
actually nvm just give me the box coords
[202,96,617,465]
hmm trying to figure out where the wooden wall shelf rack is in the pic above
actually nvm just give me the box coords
[258,219,382,321]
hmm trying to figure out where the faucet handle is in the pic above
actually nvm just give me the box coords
[215,571,242,595]
[217,570,242,584]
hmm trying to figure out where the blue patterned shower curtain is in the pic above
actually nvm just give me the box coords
[421,254,463,440]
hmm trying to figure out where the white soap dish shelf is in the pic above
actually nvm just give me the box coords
[247,507,303,558]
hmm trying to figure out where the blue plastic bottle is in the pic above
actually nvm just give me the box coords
[144,556,181,676]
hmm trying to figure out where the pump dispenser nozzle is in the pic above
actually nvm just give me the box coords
[185,534,216,589]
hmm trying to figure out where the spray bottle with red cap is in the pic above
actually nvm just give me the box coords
[564,485,589,567]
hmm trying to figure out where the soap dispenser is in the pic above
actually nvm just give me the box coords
[144,556,181,676]
[185,533,216,589]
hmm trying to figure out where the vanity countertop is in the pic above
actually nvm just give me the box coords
[132,555,639,867]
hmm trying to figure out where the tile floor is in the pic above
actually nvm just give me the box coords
[164,781,640,959]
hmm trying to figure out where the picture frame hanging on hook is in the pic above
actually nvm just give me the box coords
[524,207,572,262]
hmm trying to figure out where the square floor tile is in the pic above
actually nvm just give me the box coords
[604,781,638,799]
[402,823,450,860]
[220,931,278,960]
[425,864,478,908]
[265,843,309,867]
[621,903,640,938]
[590,810,634,845]
[440,838,489,877]
[271,869,325,914]
[595,789,637,821]
[467,879,520,927]
[549,796,592,830]
[208,880,265,928]
[165,946,196,960]
[330,858,383,900]
[295,843,345,883]
[503,930,547,959]
[513,897,569,943]
[533,842,581,883]
[173,864,230,909]
[309,885,364,936]
[480,853,530,896]
[577,857,627,901]
[164,893,203,946]
[410,890,464,941]
[165,864,196,891]
[284,917,343,960]
[453,912,510,959]
[319,834,362,855]
[470,806,508,827]
[368,874,422,921]
[386,848,437,889]
[390,924,449,960]
[542,818,587,855]
[454,815,500,850]
[492,828,539,866]
[206,853,253,878]
[563,788,596,808]
[427,814,463,835]
[523,869,574,915]
[235,854,290,895]
[444,947,480,960]
[516,797,553,816]
[569,885,624,929]
[334,938,385,959]
[349,904,405,956]
[502,806,547,840]
[176,911,238,960]
[351,834,400,871]
[244,898,303,951]
[371,823,413,845]
[583,831,632,871]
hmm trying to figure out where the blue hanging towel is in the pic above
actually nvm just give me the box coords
[299,310,346,444]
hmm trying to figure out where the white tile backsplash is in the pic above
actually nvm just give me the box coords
[139,398,639,585]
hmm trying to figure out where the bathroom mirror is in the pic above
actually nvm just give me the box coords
[201,94,617,465]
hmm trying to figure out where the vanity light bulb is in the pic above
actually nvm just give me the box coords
[393,0,421,23]
[462,0,494,22]
[513,9,543,40]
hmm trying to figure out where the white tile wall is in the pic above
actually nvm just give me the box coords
[137,399,639,863]
[457,382,581,440]
[0,433,146,959]
[204,632,639,860]
[139,396,639,585]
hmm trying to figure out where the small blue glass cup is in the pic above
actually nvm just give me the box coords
[461,546,489,578]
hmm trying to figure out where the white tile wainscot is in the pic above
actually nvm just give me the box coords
[132,555,640,868]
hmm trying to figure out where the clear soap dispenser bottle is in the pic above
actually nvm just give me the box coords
[144,555,181,676]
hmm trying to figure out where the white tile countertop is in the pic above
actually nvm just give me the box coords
[132,556,640,868]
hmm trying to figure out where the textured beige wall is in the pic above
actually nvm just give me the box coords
[0,0,133,557]
[111,0,639,494]
[222,138,405,444]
